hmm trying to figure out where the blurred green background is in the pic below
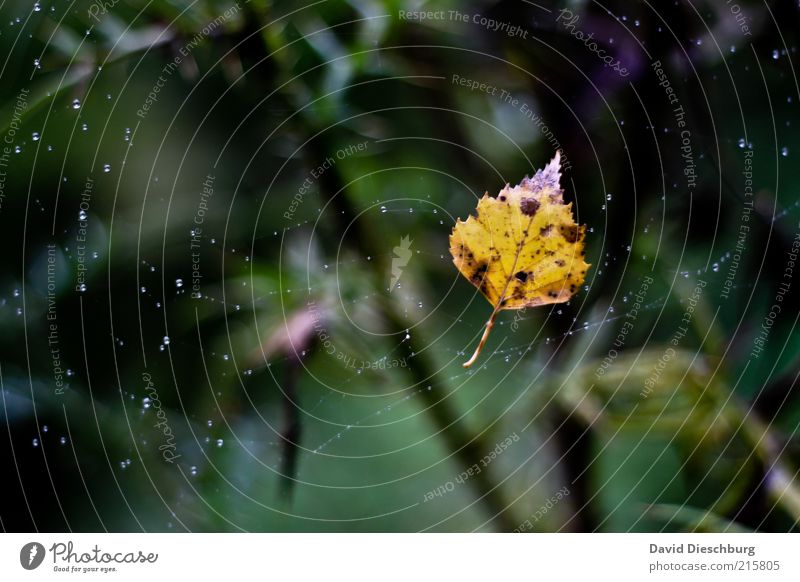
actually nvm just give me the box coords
[1,0,799,532]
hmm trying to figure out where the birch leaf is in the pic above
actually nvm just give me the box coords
[449,152,591,367]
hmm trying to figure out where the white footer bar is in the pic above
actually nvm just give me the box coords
[1,533,797,581]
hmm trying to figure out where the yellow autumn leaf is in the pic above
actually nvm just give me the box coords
[449,152,591,367]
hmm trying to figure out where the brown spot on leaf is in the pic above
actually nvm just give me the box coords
[559,224,580,243]
[520,197,540,216]
[514,271,528,282]
[540,224,553,236]
[470,262,488,284]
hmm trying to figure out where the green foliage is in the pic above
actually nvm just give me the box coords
[1,0,799,532]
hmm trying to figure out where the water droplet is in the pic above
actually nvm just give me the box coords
[781,146,789,157]
[162,336,170,345]
[712,263,720,272]
[142,397,151,409]
[772,49,780,60]
[738,138,746,148]
[215,438,224,448]
[103,164,111,173]
[175,278,184,288]
[32,438,39,447]
[71,99,81,109]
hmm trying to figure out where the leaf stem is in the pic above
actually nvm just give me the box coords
[462,311,498,368]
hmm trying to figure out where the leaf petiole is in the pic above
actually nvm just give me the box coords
[462,311,499,368]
